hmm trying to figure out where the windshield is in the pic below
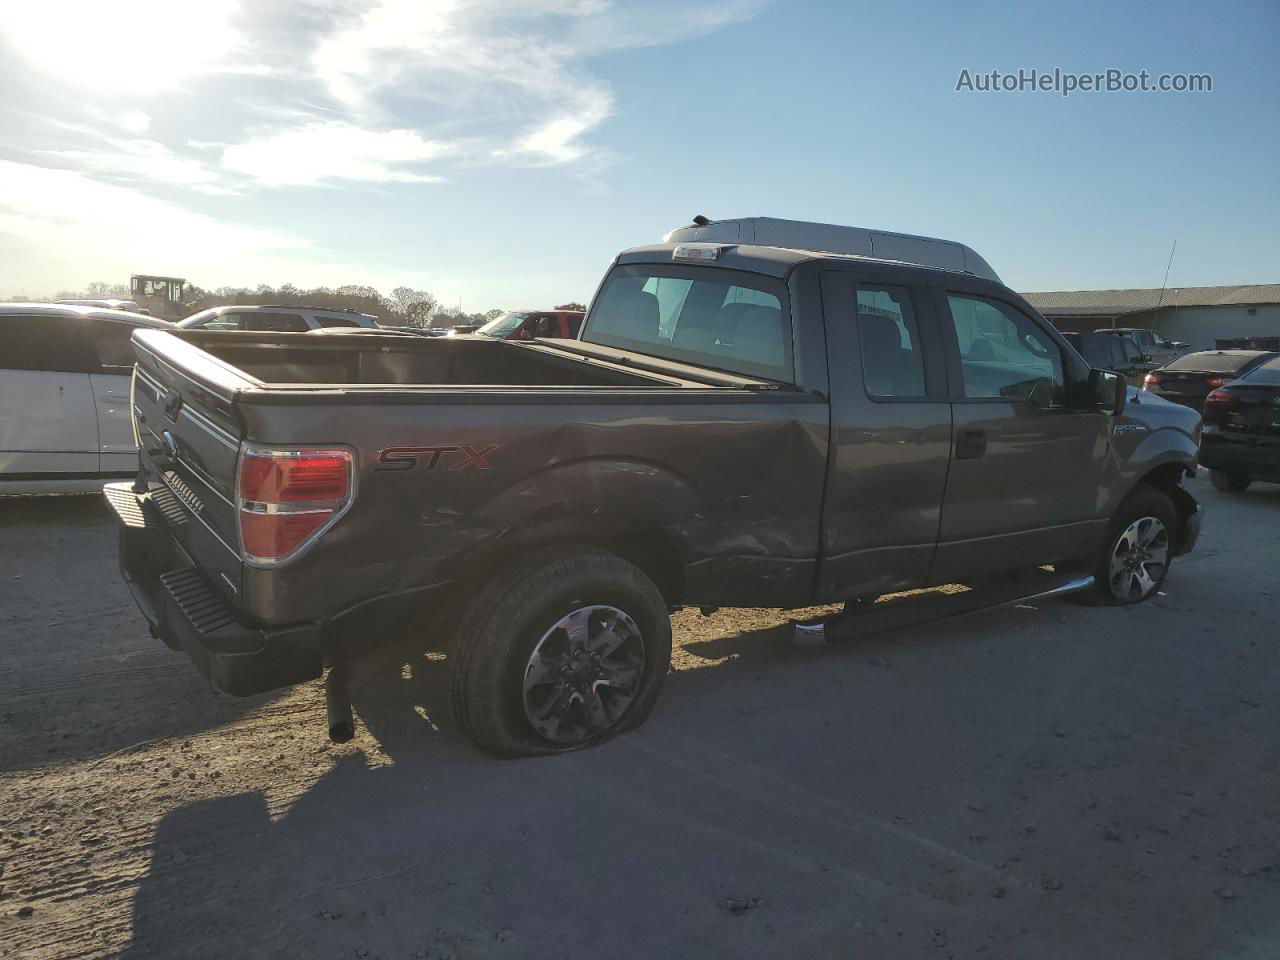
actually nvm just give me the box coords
[1164,351,1267,373]
[581,264,792,381]
[476,311,528,338]
[176,308,222,328]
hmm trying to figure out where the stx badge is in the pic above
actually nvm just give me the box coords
[376,445,496,472]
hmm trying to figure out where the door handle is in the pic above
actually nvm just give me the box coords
[956,428,987,460]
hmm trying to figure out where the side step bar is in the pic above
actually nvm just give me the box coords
[793,570,1094,647]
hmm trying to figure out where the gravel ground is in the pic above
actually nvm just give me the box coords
[1,470,1279,959]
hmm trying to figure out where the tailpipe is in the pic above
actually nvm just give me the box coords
[324,665,354,743]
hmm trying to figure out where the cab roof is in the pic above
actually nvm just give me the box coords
[616,242,1001,285]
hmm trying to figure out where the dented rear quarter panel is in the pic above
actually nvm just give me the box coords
[233,390,830,623]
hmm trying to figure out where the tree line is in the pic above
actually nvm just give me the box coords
[50,281,586,328]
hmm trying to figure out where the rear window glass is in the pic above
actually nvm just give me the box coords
[1164,351,1266,373]
[583,264,791,381]
[1241,358,1280,385]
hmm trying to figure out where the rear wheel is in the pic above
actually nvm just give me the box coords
[1076,486,1176,606]
[1210,469,1252,493]
[450,547,671,757]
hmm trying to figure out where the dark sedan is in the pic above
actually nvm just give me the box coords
[1200,355,1280,491]
[1142,349,1277,410]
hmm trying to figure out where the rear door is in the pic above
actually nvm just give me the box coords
[0,315,99,478]
[931,288,1109,581]
[817,270,953,599]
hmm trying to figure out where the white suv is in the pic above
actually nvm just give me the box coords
[0,303,167,494]
[178,305,380,332]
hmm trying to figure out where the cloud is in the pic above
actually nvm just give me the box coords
[45,138,224,189]
[0,0,259,94]
[0,159,344,290]
[220,121,449,186]
[310,0,766,167]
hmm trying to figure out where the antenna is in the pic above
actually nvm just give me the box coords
[1151,240,1177,334]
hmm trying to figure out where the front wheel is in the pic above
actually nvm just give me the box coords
[1210,469,1252,493]
[450,548,672,757]
[1076,486,1176,606]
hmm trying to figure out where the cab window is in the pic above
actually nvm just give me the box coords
[584,264,792,381]
[946,295,1065,405]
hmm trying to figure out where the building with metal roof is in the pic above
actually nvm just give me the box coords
[1021,284,1280,350]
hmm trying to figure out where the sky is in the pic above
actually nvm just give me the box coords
[0,0,1275,308]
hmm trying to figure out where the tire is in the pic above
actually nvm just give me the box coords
[450,547,672,758]
[1075,485,1177,606]
[1210,469,1252,493]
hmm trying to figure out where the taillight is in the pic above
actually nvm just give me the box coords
[1143,372,1161,387]
[1205,388,1236,408]
[1205,376,1232,388]
[237,446,354,563]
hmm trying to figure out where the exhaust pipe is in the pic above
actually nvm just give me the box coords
[324,664,354,743]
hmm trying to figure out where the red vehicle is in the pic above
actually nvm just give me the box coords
[474,309,584,341]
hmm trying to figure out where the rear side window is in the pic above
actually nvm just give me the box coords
[241,312,309,333]
[93,320,141,369]
[1241,358,1280,385]
[1164,351,1264,373]
[314,316,364,328]
[947,295,1065,405]
[855,285,925,399]
[0,315,96,372]
[584,265,791,381]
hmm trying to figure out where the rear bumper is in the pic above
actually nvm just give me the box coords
[1200,434,1280,482]
[104,483,324,696]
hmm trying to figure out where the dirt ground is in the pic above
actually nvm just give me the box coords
[2,470,1279,959]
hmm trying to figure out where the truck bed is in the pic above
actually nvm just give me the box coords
[163,330,737,390]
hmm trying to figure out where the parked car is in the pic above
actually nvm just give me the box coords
[307,326,430,338]
[474,310,586,341]
[1142,349,1277,410]
[1062,331,1154,384]
[1095,327,1189,365]
[104,218,1202,757]
[0,303,167,494]
[1199,354,1280,491]
[55,298,142,313]
[178,305,380,331]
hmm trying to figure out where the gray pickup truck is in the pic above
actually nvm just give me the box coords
[106,218,1202,756]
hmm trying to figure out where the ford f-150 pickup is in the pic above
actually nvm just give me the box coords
[105,217,1203,756]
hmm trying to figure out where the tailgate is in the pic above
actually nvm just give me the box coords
[130,329,253,598]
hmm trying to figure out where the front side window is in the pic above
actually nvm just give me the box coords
[855,284,926,399]
[584,265,791,381]
[947,295,1065,405]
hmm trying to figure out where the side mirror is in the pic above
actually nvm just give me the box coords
[1089,368,1126,416]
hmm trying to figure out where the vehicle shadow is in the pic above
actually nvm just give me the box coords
[0,493,282,771]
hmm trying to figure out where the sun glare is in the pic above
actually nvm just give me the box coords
[0,0,243,94]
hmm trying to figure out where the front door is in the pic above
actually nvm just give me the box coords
[930,290,1109,582]
[817,271,953,600]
